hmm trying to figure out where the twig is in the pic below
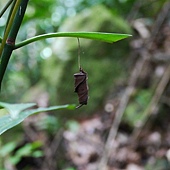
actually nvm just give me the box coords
[98,88,134,170]
[131,64,170,142]
[127,0,143,21]
[147,0,170,49]
[41,129,64,170]
[98,56,147,170]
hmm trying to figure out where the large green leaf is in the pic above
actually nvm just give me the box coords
[0,102,36,119]
[15,32,132,49]
[0,102,75,135]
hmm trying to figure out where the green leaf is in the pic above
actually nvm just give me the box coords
[0,102,76,135]
[32,150,43,157]
[0,141,17,157]
[9,141,43,165]
[64,168,76,170]
[0,102,36,119]
[66,120,80,132]
[15,32,132,49]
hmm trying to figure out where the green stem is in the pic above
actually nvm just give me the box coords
[0,0,21,58]
[0,0,14,18]
[0,0,29,90]
[14,32,131,49]
[4,0,17,33]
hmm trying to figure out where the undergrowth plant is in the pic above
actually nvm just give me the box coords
[0,0,131,135]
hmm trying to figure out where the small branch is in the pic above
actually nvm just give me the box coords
[149,1,170,42]
[98,56,147,170]
[131,64,170,142]
[41,129,63,169]
[99,87,134,170]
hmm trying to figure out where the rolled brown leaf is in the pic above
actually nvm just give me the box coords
[74,69,88,108]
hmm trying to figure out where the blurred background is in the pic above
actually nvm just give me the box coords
[0,0,170,169]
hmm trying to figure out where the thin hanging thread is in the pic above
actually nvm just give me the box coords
[77,38,81,70]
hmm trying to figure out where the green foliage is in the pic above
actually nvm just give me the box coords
[0,0,167,169]
[0,1,131,123]
[66,120,80,132]
[64,168,76,170]
[145,158,170,170]
[36,115,61,135]
[0,0,131,91]
[0,141,17,157]
[10,141,43,165]
[0,102,75,135]
[0,140,43,166]
[124,90,153,127]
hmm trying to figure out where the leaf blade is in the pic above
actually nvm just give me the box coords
[0,102,76,135]
[15,32,132,49]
